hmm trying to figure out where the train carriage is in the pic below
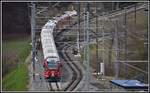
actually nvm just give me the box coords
[41,22,61,81]
[41,10,77,82]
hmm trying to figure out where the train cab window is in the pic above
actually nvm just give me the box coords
[47,58,57,69]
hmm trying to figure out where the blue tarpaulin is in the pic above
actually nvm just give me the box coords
[110,80,148,89]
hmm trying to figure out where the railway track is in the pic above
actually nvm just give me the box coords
[56,43,82,91]
[62,44,82,91]
[48,82,61,91]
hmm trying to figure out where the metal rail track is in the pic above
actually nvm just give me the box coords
[48,82,61,91]
[57,43,83,91]
[62,44,82,91]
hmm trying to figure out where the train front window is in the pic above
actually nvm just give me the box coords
[47,60,57,69]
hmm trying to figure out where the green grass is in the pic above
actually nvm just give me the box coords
[2,38,31,62]
[2,64,29,91]
[2,38,31,91]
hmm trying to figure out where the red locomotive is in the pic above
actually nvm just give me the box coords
[43,57,62,81]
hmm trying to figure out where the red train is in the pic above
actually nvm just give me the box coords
[41,10,77,82]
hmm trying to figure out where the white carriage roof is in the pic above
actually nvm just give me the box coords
[41,10,77,59]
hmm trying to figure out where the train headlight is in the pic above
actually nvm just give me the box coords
[51,71,55,77]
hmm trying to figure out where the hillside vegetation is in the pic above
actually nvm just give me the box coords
[2,38,31,91]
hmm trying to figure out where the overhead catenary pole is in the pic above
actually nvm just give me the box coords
[124,7,128,78]
[100,16,105,77]
[77,2,80,55]
[85,2,90,90]
[108,20,114,73]
[31,2,36,79]
[114,2,120,79]
[95,3,99,74]
[114,20,119,79]
[83,8,86,66]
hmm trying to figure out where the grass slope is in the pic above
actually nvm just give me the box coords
[2,38,31,91]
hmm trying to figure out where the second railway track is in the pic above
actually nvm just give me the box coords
[63,44,82,91]
[57,43,83,91]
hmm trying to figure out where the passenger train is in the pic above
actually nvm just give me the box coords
[41,10,77,81]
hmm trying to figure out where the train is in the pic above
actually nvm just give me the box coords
[41,10,77,82]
